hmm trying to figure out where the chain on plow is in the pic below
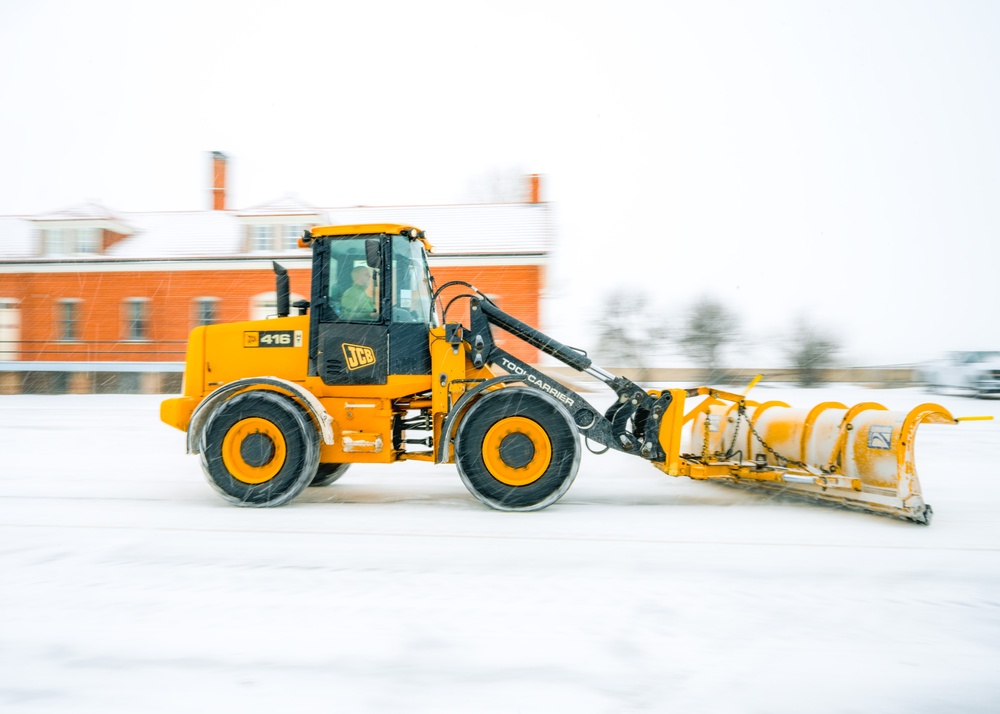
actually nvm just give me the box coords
[701,403,811,471]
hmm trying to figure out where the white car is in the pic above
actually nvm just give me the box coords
[922,351,1000,397]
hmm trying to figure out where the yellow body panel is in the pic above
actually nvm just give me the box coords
[201,315,310,388]
[161,313,436,465]
[428,325,496,463]
[160,395,198,432]
[318,395,395,464]
[653,389,687,476]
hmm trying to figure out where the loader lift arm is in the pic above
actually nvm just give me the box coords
[442,290,673,462]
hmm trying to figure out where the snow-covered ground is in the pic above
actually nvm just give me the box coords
[2,385,999,713]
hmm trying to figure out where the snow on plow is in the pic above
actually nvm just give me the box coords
[651,386,969,524]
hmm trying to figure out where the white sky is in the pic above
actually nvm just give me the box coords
[1,0,999,365]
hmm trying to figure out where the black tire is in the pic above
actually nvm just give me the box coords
[454,387,580,511]
[199,390,319,507]
[310,462,351,487]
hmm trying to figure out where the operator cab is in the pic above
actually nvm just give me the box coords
[302,225,438,385]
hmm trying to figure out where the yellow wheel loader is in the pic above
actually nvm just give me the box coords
[161,224,979,522]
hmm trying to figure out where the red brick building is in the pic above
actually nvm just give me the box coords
[0,155,553,393]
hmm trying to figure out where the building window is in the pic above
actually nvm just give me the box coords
[42,227,102,255]
[194,297,219,326]
[123,298,149,340]
[77,227,101,254]
[43,228,68,255]
[283,224,305,250]
[0,298,19,361]
[57,299,81,341]
[118,372,141,394]
[250,225,273,251]
[51,372,70,394]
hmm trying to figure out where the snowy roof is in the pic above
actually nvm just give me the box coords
[31,202,126,222]
[237,195,322,217]
[106,211,243,258]
[322,203,552,255]
[0,201,553,261]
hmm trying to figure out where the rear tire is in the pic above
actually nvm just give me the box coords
[310,462,351,487]
[200,390,319,507]
[455,387,580,511]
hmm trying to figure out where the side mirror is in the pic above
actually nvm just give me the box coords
[365,238,381,269]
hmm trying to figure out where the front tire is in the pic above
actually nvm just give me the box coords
[200,390,319,507]
[455,387,580,511]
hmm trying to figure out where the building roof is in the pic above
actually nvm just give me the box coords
[31,201,125,222]
[324,203,552,255]
[106,211,243,258]
[237,195,323,217]
[0,201,553,261]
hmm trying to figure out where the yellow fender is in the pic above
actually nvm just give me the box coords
[185,376,335,455]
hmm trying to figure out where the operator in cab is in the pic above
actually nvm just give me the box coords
[341,265,377,320]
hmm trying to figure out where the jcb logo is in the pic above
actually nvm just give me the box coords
[342,343,377,370]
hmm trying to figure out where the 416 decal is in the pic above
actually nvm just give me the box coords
[244,330,303,348]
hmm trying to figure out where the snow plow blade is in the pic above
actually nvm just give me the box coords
[653,388,959,524]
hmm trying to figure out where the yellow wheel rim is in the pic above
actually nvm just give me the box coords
[482,416,552,486]
[221,417,287,484]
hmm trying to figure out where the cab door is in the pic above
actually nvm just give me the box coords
[310,236,390,385]
[309,233,438,386]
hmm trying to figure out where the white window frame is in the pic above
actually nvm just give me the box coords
[123,297,151,341]
[44,228,71,256]
[76,227,101,254]
[57,298,82,342]
[0,298,20,361]
[193,297,220,327]
[283,224,305,250]
[250,225,274,252]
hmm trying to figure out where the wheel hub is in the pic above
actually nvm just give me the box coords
[240,432,276,468]
[498,432,535,469]
[482,416,552,487]
[221,417,287,484]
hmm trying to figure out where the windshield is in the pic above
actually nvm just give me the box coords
[391,235,437,326]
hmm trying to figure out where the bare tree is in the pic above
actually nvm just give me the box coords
[678,297,738,382]
[594,289,665,378]
[785,317,840,386]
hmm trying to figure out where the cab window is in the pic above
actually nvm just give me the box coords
[390,235,437,325]
[327,237,380,322]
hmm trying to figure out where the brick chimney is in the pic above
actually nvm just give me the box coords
[210,151,228,210]
[528,173,541,204]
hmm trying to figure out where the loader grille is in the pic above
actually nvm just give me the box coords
[325,359,345,377]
